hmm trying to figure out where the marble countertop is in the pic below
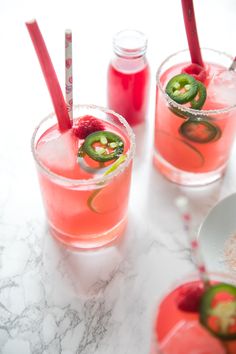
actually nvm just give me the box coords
[1,1,236,353]
[1,125,236,354]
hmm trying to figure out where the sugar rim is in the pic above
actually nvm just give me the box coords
[156,48,236,117]
[31,104,135,186]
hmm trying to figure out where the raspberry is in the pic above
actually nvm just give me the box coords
[182,63,207,83]
[177,283,204,312]
[73,115,105,139]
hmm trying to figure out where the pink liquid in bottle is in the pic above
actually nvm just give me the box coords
[107,30,150,126]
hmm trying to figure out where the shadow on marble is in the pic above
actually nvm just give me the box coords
[41,224,132,299]
[141,163,226,270]
[147,163,224,226]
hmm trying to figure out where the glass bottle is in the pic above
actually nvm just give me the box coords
[107,29,150,126]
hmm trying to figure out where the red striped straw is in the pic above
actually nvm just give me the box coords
[175,196,209,288]
[65,29,73,123]
[181,0,204,67]
[26,20,72,132]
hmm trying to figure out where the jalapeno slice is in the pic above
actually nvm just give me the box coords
[199,283,236,340]
[190,81,207,110]
[165,74,199,104]
[179,118,221,143]
[82,131,124,162]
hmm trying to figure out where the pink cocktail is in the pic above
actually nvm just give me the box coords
[152,273,236,354]
[32,104,135,250]
[154,49,236,186]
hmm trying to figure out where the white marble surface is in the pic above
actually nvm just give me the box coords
[1,1,236,353]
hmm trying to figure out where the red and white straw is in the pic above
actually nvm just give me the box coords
[175,196,209,287]
[65,29,73,122]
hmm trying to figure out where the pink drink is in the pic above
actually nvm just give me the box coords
[107,60,150,126]
[153,275,236,354]
[32,105,135,250]
[107,29,150,126]
[154,49,236,186]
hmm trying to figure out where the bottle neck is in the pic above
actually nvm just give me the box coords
[113,29,148,59]
[111,55,148,74]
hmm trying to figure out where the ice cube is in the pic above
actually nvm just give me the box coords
[37,129,77,173]
[207,69,236,107]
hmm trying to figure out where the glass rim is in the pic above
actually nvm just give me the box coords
[156,47,236,116]
[31,104,135,186]
[159,271,236,302]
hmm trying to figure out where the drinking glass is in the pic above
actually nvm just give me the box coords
[154,48,236,186]
[32,104,135,250]
[151,272,236,354]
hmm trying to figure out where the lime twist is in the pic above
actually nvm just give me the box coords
[87,153,127,214]
[77,129,127,213]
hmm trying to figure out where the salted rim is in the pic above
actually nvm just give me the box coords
[167,272,236,290]
[156,48,236,117]
[155,271,236,318]
[31,104,135,186]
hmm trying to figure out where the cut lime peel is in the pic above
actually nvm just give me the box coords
[87,154,127,213]
[104,154,127,176]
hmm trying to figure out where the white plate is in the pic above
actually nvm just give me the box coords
[198,193,236,273]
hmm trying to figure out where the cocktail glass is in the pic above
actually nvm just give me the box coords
[154,48,236,186]
[151,272,236,354]
[32,104,135,250]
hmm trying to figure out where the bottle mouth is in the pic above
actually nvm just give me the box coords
[113,29,148,58]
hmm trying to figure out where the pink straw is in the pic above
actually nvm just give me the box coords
[175,196,209,288]
[181,0,204,67]
[26,20,72,132]
[65,29,73,122]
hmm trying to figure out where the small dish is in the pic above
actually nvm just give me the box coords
[198,192,236,274]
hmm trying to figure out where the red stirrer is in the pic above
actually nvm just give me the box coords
[181,0,204,68]
[26,20,72,132]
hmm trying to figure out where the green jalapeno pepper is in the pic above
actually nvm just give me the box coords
[190,81,207,110]
[199,283,236,340]
[81,131,124,162]
[179,118,221,143]
[165,74,199,104]
[166,74,207,112]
